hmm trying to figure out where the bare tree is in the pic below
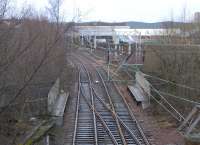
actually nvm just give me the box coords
[0,0,9,19]
[47,0,63,25]
[144,11,200,118]
[0,2,74,143]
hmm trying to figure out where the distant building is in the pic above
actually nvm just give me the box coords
[194,12,200,22]
[74,25,173,44]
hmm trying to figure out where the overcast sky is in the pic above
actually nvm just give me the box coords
[14,0,200,22]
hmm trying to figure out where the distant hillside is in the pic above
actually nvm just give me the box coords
[76,21,191,29]
[127,21,162,29]
[76,21,127,26]
[126,21,189,29]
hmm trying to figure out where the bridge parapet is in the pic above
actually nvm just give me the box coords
[48,78,69,117]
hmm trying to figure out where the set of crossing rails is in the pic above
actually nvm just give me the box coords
[64,54,150,145]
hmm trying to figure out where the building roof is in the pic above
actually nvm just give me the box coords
[75,25,173,37]
[75,26,130,36]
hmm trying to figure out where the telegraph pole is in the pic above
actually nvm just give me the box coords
[107,43,110,81]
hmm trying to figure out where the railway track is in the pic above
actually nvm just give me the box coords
[64,53,150,145]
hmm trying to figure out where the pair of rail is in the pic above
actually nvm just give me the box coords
[72,62,149,145]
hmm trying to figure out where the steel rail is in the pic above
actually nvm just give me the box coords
[74,57,117,145]
[80,85,119,145]
[72,53,150,145]
[71,54,98,144]
[71,54,118,144]
[112,81,151,145]
[81,64,98,145]
[92,87,142,145]
[72,68,81,145]
[96,68,128,145]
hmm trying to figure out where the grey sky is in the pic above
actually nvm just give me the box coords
[15,0,200,22]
